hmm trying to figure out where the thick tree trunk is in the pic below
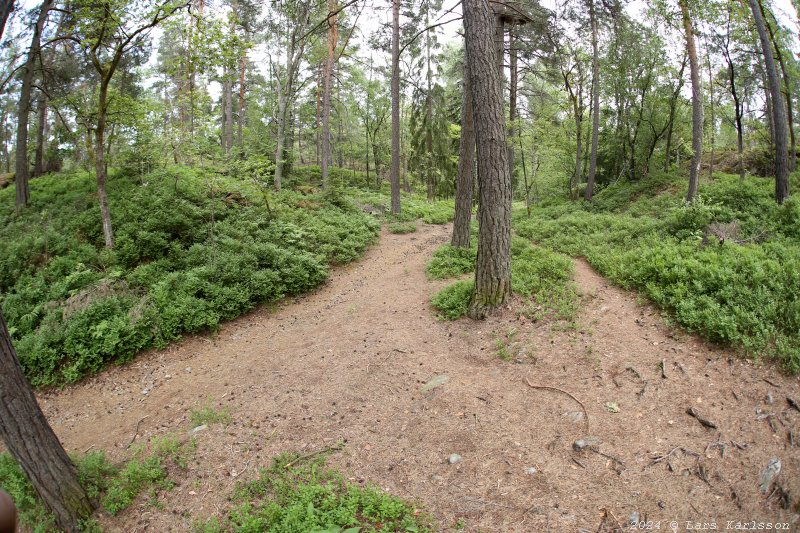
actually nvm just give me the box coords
[680,0,702,202]
[0,311,94,533]
[765,15,796,172]
[15,0,51,210]
[321,0,337,189]
[750,0,790,203]
[95,83,114,248]
[33,96,47,178]
[508,28,516,180]
[390,0,401,215]
[585,0,600,201]
[452,55,475,248]
[0,0,13,39]
[464,0,512,319]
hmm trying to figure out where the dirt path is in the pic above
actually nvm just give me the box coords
[38,223,800,531]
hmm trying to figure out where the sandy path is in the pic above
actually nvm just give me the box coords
[37,223,800,532]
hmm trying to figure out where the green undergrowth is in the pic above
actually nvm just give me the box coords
[0,166,379,386]
[350,188,455,225]
[386,221,417,234]
[429,237,579,322]
[0,434,196,531]
[515,171,800,372]
[195,451,431,533]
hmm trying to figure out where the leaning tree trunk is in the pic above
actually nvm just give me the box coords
[750,0,790,203]
[390,0,401,215]
[679,0,702,203]
[0,310,95,532]
[452,54,475,249]
[321,0,337,189]
[464,0,512,319]
[585,0,600,201]
[15,0,51,210]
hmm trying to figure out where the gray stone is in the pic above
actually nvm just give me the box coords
[525,467,537,475]
[572,437,601,452]
[188,424,207,436]
[447,453,463,465]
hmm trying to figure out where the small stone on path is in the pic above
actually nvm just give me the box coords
[447,453,462,465]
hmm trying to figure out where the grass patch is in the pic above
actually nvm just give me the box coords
[190,402,233,427]
[386,222,417,234]
[428,237,579,322]
[430,280,474,320]
[201,451,431,532]
[0,434,196,531]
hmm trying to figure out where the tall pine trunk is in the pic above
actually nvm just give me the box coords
[95,82,114,248]
[33,95,47,178]
[15,0,52,210]
[390,0,401,215]
[452,55,475,248]
[464,0,511,319]
[750,0,790,203]
[0,311,95,531]
[679,0,702,202]
[321,0,337,189]
[585,0,600,201]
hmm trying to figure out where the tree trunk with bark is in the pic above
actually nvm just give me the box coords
[321,0,337,189]
[95,82,114,248]
[452,55,475,249]
[33,95,47,178]
[508,28,516,180]
[750,0,790,203]
[0,310,95,532]
[585,0,600,201]
[464,0,512,320]
[764,14,796,172]
[15,0,52,210]
[679,0,702,202]
[390,0,401,215]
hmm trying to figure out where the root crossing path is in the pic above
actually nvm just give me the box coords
[38,223,799,531]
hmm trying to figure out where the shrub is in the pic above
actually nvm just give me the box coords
[431,280,474,320]
[223,452,431,532]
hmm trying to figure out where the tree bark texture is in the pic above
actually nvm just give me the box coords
[452,54,475,249]
[33,96,47,178]
[679,0,702,202]
[0,0,13,39]
[95,82,114,248]
[764,14,796,172]
[750,0,790,203]
[464,0,512,319]
[15,0,51,210]
[508,29,516,180]
[585,0,600,201]
[321,0,337,189]
[0,310,94,531]
[390,0,401,215]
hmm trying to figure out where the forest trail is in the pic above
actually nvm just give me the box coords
[38,223,799,531]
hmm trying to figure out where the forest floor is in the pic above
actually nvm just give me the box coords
[37,222,800,532]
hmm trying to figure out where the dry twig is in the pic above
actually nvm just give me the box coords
[524,378,589,429]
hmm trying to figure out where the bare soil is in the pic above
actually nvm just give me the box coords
[36,222,800,532]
